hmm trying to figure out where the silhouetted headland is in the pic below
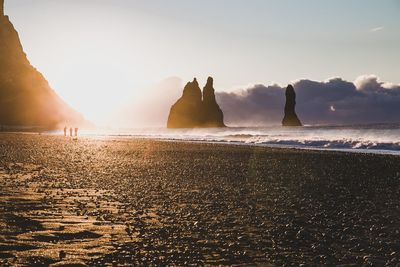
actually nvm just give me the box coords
[282,84,302,126]
[167,76,225,128]
[0,0,86,129]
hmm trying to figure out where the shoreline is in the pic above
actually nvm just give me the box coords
[3,131,400,157]
[1,133,400,265]
[159,138,400,157]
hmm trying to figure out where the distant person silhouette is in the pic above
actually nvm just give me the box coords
[63,126,67,137]
[69,127,73,137]
[74,127,78,137]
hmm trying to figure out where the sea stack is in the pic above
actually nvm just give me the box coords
[282,84,302,126]
[167,78,203,128]
[0,0,86,128]
[167,76,225,128]
[202,77,225,127]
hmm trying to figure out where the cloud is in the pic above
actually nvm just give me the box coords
[111,75,400,127]
[370,26,384,32]
[216,75,400,126]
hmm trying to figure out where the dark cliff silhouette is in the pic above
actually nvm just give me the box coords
[167,77,225,128]
[282,84,302,126]
[0,0,86,129]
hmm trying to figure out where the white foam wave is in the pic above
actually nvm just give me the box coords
[59,124,400,155]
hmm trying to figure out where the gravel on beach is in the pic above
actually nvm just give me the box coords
[0,133,399,266]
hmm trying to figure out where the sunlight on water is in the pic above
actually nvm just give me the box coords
[51,123,400,155]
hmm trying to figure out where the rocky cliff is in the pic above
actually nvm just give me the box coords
[282,84,302,126]
[167,77,225,128]
[0,0,86,129]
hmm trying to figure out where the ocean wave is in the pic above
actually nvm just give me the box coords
[253,139,400,151]
[70,124,400,155]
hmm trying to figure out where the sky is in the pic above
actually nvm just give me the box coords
[216,75,400,126]
[4,0,400,125]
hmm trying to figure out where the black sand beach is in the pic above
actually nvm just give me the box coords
[0,133,399,266]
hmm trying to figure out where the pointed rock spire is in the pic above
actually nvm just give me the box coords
[202,77,225,127]
[182,78,202,100]
[203,77,216,104]
[282,85,302,126]
[167,76,225,128]
[167,78,203,128]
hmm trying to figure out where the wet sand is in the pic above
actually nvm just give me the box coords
[0,133,399,266]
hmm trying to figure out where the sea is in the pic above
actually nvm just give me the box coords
[70,123,400,156]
